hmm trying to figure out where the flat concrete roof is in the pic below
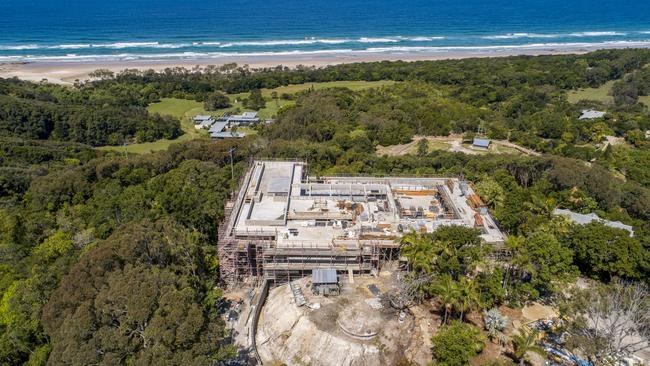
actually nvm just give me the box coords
[229,161,504,246]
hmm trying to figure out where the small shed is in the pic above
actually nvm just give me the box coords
[472,138,491,149]
[579,109,606,120]
[312,269,339,296]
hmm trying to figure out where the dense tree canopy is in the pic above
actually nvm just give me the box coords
[0,79,181,146]
[0,138,250,365]
[42,219,235,365]
[203,91,231,111]
[431,321,485,366]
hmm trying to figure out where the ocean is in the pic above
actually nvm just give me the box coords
[1,0,650,63]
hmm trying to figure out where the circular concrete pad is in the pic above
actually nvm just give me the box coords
[337,300,384,339]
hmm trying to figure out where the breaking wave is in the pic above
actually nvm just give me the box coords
[3,40,650,63]
[482,31,629,40]
[0,36,449,52]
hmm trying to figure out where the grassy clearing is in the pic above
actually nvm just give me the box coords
[460,143,490,155]
[567,80,650,107]
[377,138,452,156]
[261,80,395,96]
[567,80,616,104]
[428,141,451,151]
[96,133,205,154]
[147,98,204,119]
[231,126,259,136]
[412,140,451,154]
[491,144,521,155]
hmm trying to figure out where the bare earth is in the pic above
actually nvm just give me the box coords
[256,273,430,366]
[376,135,541,157]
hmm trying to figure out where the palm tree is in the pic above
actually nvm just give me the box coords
[511,328,546,366]
[401,244,434,274]
[432,238,455,259]
[400,231,436,274]
[399,230,421,247]
[455,276,479,321]
[505,235,534,289]
[432,275,459,325]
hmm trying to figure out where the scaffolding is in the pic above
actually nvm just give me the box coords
[217,160,257,286]
[219,235,400,287]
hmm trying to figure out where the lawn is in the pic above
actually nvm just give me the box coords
[99,98,210,154]
[567,80,616,104]
[261,80,395,96]
[219,93,293,120]
[146,98,205,119]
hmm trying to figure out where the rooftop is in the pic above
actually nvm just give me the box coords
[227,161,504,246]
[472,138,491,148]
[312,269,338,284]
[218,111,260,123]
[193,115,213,121]
[579,109,606,120]
[553,208,634,236]
[209,121,228,133]
[210,131,247,139]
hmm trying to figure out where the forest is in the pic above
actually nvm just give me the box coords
[1,48,649,365]
[0,78,181,146]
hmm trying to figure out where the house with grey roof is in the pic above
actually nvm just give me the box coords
[217,111,260,126]
[553,208,634,236]
[579,109,606,120]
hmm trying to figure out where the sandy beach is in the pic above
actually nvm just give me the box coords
[0,47,594,84]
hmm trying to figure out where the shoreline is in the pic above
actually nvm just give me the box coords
[0,45,643,84]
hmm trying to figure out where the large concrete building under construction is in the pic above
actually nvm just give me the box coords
[217,161,504,286]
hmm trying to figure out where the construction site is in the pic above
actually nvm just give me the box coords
[217,160,504,287]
